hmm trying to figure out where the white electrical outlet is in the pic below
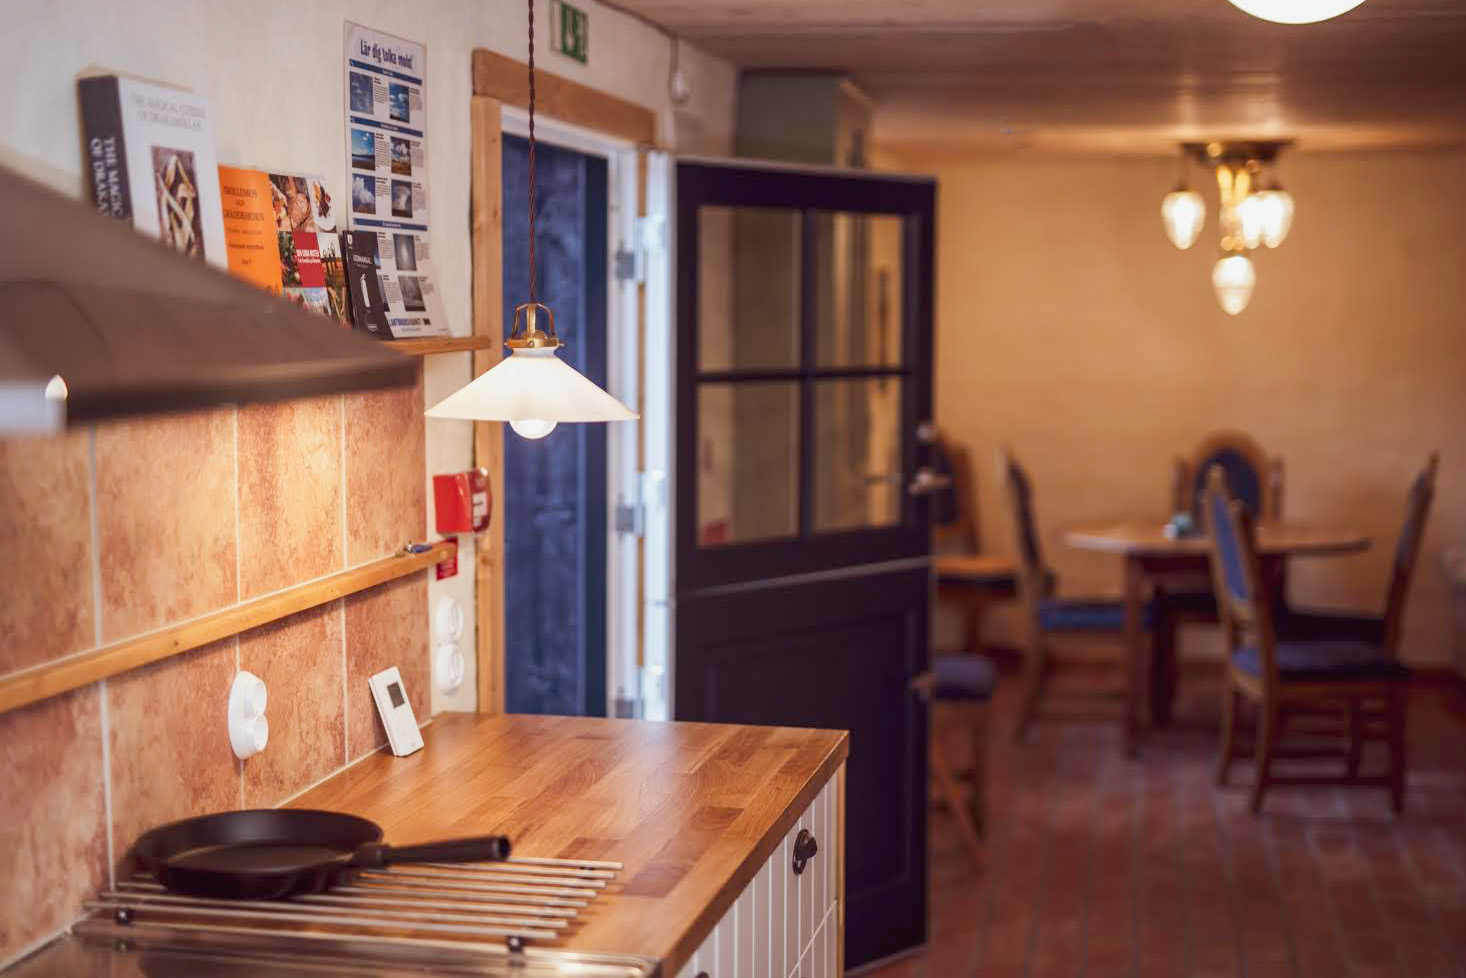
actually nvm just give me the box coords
[228,671,269,760]
[436,642,465,694]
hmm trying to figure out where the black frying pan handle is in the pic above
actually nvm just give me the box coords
[351,834,512,867]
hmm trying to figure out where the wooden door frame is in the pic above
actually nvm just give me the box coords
[469,49,657,713]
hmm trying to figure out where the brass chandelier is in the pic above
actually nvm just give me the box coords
[1161,141,1295,315]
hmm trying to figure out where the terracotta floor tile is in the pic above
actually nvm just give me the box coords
[0,687,107,964]
[344,380,425,566]
[94,409,236,640]
[239,602,346,806]
[343,572,429,758]
[893,664,1466,978]
[237,396,343,598]
[107,640,241,862]
[0,432,95,672]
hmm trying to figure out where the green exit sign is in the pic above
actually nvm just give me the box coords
[549,0,588,64]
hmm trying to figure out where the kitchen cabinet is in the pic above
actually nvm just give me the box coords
[674,773,841,978]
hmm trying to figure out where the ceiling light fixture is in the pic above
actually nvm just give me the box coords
[1224,0,1369,25]
[1162,140,1294,315]
[426,0,637,438]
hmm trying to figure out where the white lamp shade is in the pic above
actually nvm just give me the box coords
[1161,189,1206,250]
[1235,194,1268,250]
[1224,0,1368,23]
[1212,254,1257,315]
[1254,188,1295,248]
[425,347,638,423]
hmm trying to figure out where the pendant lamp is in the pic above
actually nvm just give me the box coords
[426,0,637,438]
[1224,0,1369,24]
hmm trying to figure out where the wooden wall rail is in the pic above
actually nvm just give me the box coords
[0,541,455,715]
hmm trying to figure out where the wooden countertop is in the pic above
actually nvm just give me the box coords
[293,713,848,974]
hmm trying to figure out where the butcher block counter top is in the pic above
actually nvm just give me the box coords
[293,712,849,974]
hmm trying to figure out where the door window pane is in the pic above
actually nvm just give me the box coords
[814,378,903,533]
[698,382,800,546]
[813,212,904,368]
[699,206,802,372]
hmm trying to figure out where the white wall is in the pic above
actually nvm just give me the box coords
[0,0,736,709]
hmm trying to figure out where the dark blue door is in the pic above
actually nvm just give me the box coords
[501,134,608,716]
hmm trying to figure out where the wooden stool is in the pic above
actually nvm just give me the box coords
[912,654,997,871]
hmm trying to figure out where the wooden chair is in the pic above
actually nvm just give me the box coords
[999,448,1142,741]
[911,653,996,871]
[1279,453,1440,656]
[1202,465,1423,814]
[1172,428,1285,519]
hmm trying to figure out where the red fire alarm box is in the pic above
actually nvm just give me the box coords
[433,468,492,535]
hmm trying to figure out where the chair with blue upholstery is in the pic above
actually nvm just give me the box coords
[1000,448,1145,742]
[1203,466,1416,814]
[911,653,997,870]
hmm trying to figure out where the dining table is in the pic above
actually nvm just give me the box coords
[1061,519,1371,755]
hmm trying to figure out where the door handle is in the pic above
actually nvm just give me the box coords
[907,467,951,497]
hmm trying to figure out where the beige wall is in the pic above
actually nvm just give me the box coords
[878,147,1466,667]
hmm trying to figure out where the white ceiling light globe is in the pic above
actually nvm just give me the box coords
[509,418,558,439]
[1161,189,1206,250]
[1224,0,1369,24]
[1212,254,1257,315]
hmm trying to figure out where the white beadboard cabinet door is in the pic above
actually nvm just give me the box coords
[669,766,844,978]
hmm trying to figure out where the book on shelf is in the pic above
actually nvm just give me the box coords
[79,74,226,267]
[341,230,392,337]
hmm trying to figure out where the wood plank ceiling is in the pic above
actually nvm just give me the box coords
[611,0,1466,155]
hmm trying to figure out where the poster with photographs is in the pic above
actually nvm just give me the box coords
[343,22,447,337]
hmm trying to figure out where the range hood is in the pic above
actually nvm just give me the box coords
[0,163,417,434]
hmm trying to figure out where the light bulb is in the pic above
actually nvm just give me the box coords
[1161,188,1206,250]
[1235,194,1268,250]
[1212,254,1257,316]
[509,418,558,439]
[1224,0,1369,24]
[1253,188,1294,248]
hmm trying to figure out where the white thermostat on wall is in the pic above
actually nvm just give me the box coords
[369,667,424,757]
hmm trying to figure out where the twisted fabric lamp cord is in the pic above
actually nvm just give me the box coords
[527,0,538,303]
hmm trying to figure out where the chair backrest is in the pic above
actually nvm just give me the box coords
[998,447,1046,596]
[1381,452,1440,656]
[1183,429,1282,519]
[931,433,979,556]
[1202,465,1280,687]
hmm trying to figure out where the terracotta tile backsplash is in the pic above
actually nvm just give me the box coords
[237,396,344,599]
[107,639,242,861]
[0,432,95,673]
[345,380,426,566]
[345,572,430,758]
[240,603,346,806]
[94,410,238,640]
[1,386,431,965]
[0,687,107,963]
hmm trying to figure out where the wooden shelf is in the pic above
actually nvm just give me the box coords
[385,336,497,356]
[0,541,455,715]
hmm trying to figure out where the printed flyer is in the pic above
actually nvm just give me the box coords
[343,22,448,337]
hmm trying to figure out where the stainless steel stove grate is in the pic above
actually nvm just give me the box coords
[62,855,656,978]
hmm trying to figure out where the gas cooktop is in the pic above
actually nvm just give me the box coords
[6,856,657,978]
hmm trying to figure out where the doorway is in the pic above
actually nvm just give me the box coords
[500,132,609,715]
[671,159,937,968]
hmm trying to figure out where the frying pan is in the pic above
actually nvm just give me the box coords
[131,809,511,900]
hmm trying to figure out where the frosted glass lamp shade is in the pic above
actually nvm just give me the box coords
[1212,254,1257,315]
[425,347,638,427]
[1253,188,1295,247]
[1161,188,1206,250]
[1224,0,1368,23]
[1235,194,1268,250]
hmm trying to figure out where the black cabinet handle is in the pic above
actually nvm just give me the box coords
[792,828,819,876]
